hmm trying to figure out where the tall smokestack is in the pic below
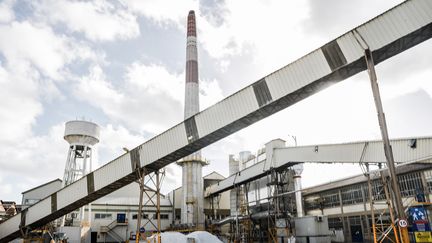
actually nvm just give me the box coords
[184,10,200,159]
[177,10,206,229]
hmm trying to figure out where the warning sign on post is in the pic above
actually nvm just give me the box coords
[399,219,408,228]
[415,231,432,243]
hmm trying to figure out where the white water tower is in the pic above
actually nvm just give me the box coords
[62,120,100,225]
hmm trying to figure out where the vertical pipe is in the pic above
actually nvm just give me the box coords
[293,164,304,217]
[156,171,161,233]
[366,163,377,243]
[88,149,92,225]
[81,146,88,223]
[294,176,303,217]
[338,189,347,241]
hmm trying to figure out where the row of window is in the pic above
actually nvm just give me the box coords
[328,214,392,233]
[94,213,169,220]
[304,171,425,210]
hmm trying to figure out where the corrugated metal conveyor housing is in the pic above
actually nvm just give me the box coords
[1,0,432,241]
[274,137,432,165]
[204,137,432,197]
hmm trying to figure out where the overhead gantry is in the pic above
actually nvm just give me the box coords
[1,0,432,241]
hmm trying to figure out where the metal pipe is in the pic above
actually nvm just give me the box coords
[156,170,161,233]
[366,163,377,243]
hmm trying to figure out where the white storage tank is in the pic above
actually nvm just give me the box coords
[64,120,100,146]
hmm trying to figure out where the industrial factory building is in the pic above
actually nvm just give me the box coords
[9,137,432,242]
[303,163,432,242]
[204,137,432,242]
[2,1,432,243]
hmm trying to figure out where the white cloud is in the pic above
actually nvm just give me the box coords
[0,0,15,23]
[0,21,97,80]
[75,63,224,135]
[200,78,224,110]
[0,122,165,202]
[0,15,103,202]
[0,19,99,151]
[125,0,310,78]
[0,123,66,201]
[98,124,144,163]
[126,62,184,103]
[197,1,315,76]
[35,0,140,42]
[0,62,42,143]
[74,64,181,134]
[125,0,198,27]
[381,69,432,100]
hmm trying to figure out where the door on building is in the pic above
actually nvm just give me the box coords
[351,225,363,242]
[91,232,97,243]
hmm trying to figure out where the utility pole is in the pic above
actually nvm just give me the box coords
[364,49,408,242]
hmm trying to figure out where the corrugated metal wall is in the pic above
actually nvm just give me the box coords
[195,87,258,137]
[357,0,432,51]
[93,154,132,191]
[26,198,51,225]
[139,124,189,166]
[57,177,88,209]
[266,49,332,101]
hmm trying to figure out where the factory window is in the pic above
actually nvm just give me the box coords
[95,213,112,220]
[152,214,169,220]
[304,195,322,211]
[321,190,339,208]
[425,170,432,192]
[348,216,362,226]
[132,214,149,219]
[328,217,343,230]
[398,172,423,197]
[341,184,363,205]
[370,180,386,201]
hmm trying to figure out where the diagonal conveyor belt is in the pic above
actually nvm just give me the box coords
[1,0,432,241]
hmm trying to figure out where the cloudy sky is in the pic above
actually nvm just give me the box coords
[1,0,432,202]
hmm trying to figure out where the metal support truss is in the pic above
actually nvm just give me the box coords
[135,168,165,242]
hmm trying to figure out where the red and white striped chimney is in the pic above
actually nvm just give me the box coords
[184,10,199,120]
[178,10,206,229]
